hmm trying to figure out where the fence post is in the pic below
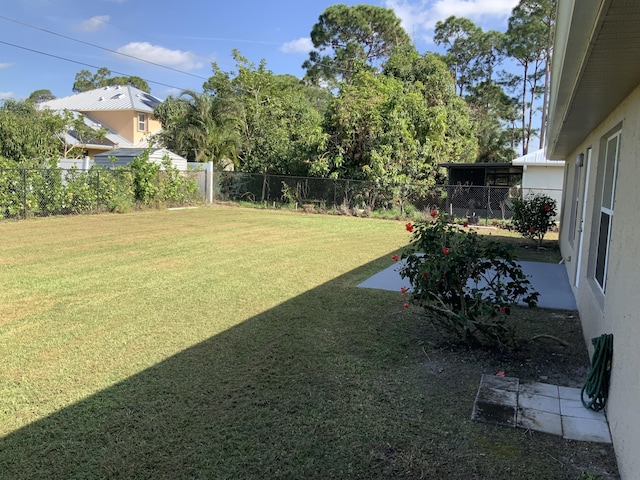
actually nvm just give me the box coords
[346,180,350,206]
[261,172,267,203]
[206,161,214,204]
[23,168,28,219]
[485,185,490,225]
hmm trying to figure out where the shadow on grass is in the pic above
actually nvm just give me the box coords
[0,255,416,479]
[0,254,616,479]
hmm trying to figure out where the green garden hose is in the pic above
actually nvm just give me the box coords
[581,333,613,411]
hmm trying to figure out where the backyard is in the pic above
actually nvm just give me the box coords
[0,207,618,479]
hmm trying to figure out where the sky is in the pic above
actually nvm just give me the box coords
[0,0,520,101]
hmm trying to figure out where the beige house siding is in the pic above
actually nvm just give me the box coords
[558,82,640,479]
[84,110,161,144]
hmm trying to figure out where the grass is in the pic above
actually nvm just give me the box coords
[470,226,562,263]
[0,207,617,479]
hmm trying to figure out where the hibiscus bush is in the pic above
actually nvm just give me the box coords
[399,212,539,349]
[511,193,557,247]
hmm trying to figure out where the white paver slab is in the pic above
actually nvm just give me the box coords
[519,392,560,415]
[517,408,563,436]
[562,416,612,443]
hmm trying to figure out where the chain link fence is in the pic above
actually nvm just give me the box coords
[210,171,561,224]
[1,167,561,223]
[0,167,201,220]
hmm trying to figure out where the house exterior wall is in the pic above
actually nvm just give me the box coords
[559,82,640,479]
[84,110,161,144]
[521,165,565,214]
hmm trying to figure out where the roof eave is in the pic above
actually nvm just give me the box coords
[547,0,640,159]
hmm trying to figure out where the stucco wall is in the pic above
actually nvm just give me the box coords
[559,82,640,479]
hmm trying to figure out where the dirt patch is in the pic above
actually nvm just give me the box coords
[413,306,620,479]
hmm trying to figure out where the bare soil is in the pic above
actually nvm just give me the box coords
[413,306,620,479]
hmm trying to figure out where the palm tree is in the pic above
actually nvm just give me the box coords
[154,90,241,169]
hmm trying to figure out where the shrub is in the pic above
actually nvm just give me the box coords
[511,193,557,247]
[399,212,539,349]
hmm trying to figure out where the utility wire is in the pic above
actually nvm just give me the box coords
[0,15,209,81]
[0,39,186,91]
[83,15,229,70]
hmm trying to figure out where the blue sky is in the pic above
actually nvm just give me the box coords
[0,0,519,101]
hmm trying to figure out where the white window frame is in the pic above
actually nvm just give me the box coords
[594,131,621,293]
[138,113,147,132]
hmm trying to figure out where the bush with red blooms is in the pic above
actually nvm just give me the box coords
[511,193,557,247]
[398,212,538,349]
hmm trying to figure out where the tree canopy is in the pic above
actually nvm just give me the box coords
[72,67,151,93]
[505,0,556,154]
[303,4,411,86]
[26,89,56,104]
[320,47,476,184]
[0,100,105,163]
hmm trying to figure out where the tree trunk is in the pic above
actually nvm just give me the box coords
[521,61,528,156]
[539,19,553,150]
[526,66,539,156]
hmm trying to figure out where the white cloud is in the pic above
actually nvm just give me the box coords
[384,0,518,43]
[280,37,314,54]
[163,88,183,98]
[0,92,15,100]
[116,42,203,71]
[0,63,13,69]
[430,0,519,19]
[78,15,110,32]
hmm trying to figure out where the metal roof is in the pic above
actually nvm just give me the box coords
[440,162,518,169]
[52,110,135,150]
[547,0,640,159]
[512,149,565,166]
[38,85,162,113]
[93,148,186,161]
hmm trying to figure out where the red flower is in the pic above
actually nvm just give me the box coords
[430,210,438,218]
[544,205,551,212]
[529,227,535,233]
[442,246,450,255]
[403,303,409,309]
[421,271,428,280]
[405,222,414,233]
[499,306,506,313]
[463,221,469,228]
[401,286,407,295]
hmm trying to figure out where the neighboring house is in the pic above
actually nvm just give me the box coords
[38,85,163,157]
[93,148,188,171]
[547,1,640,478]
[440,162,523,221]
[441,162,523,188]
[511,149,565,214]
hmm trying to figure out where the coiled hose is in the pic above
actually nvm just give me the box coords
[581,333,613,411]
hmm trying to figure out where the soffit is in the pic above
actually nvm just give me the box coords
[548,0,640,158]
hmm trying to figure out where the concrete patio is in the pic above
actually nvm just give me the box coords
[358,258,577,311]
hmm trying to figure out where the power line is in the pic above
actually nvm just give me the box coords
[0,39,187,91]
[0,15,209,81]
[83,15,229,70]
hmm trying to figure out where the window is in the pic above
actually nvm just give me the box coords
[594,132,621,292]
[138,113,146,132]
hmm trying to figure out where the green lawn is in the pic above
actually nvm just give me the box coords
[0,207,616,479]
